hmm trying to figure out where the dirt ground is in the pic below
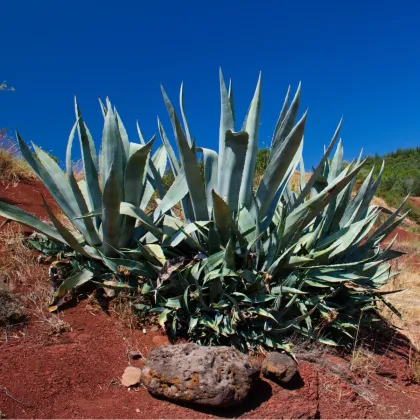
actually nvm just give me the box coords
[1,180,420,419]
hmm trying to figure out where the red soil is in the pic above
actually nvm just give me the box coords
[1,180,420,419]
[0,179,57,233]
[386,227,420,246]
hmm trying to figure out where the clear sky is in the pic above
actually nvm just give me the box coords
[1,0,420,167]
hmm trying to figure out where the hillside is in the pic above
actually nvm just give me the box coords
[359,148,420,223]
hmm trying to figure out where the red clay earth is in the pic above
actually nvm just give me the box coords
[1,180,420,419]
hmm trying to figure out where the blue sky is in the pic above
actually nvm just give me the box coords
[1,0,420,167]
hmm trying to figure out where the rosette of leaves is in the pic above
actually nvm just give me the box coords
[0,99,169,306]
[140,70,406,352]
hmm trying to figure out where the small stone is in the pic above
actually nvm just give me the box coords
[141,343,260,407]
[151,325,159,332]
[262,352,298,385]
[135,408,140,413]
[129,351,142,360]
[121,366,142,387]
[142,328,147,334]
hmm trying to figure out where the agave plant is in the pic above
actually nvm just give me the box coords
[138,70,406,351]
[0,98,169,305]
[0,71,405,351]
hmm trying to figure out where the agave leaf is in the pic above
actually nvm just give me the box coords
[170,221,209,247]
[224,239,235,269]
[260,161,299,232]
[120,202,163,240]
[299,154,306,192]
[125,139,155,207]
[354,161,385,223]
[140,145,168,210]
[92,280,136,291]
[119,139,155,246]
[212,190,233,244]
[316,222,357,250]
[77,180,92,212]
[361,211,409,255]
[156,309,170,329]
[115,110,131,163]
[102,165,122,257]
[98,98,107,118]
[249,307,278,323]
[282,160,366,245]
[100,254,157,278]
[52,268,94,301]
[30,144,88,233]
[203,249,224,268]
[144,244,166,266]
[218,130,249,212]
[279,305,317,330]
[65,120,101,245]
[161,87,208,221]
[148,146,168,199]
[179,82,192,147]
[41,196,95,259]
[162,214,184,243]
[153,172,188,221]
[340,166,374,228]
[0,200,65,244]
[163,297,182,309]
[99,103,124,187]
[328,139,344,183]
[293,119,342,209]
[16,133,90,239]
[134,242,163,267]
[344,211,380,257]
[100,105,126,255]
[157,117,180,175]
[74,98,102,220]
[270,83,301,156]
[271,286,307,295]
[270,86,291,154]
[256,111,307,217]
[228,79,235,124]
[135,120,146,145]
[233,292,276,303]
[369,195,409,241]
[218,69,235,186]
[237,206,257,242]
[197,147,218,214]
[239,73,262,208]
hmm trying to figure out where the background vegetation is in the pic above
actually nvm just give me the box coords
[359,148,420,223]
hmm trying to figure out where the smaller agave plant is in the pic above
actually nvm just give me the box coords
[0,99,169,307]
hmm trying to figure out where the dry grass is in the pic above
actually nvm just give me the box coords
[379,243,420,350]
[0,226,69,337]
[350,347,379,372]
[409,352,420,383]
[371,196,419,228]
[0,133,36,182]
[109,292,139,330]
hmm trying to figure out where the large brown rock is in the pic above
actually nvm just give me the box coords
[141,343,260,407]
[261,352,298,385]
